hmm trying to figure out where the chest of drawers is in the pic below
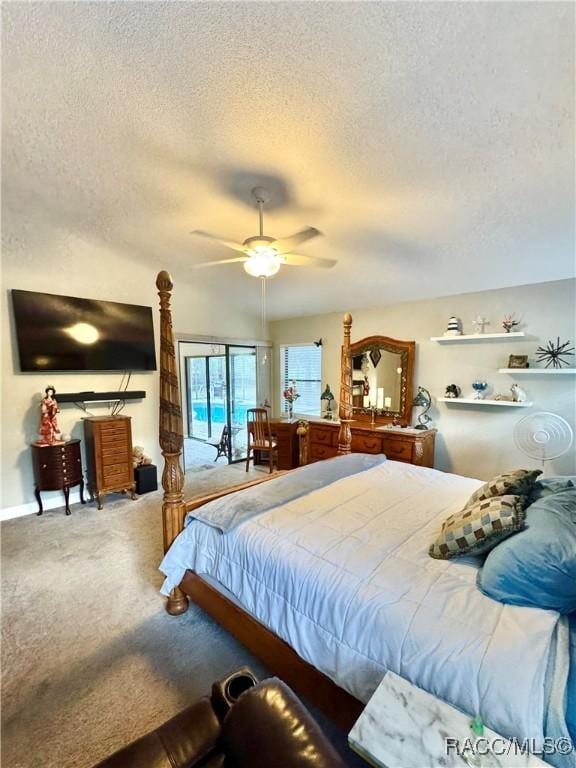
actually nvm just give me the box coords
[83,416,136,509]
[308,421,436,468]
[31,439,85,515]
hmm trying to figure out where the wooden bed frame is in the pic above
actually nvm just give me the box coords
[156,271,361,726]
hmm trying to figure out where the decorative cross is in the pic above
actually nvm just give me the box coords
[472,316,490,334]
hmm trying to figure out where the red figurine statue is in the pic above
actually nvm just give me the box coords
[38,386,62,445]
[363,375,370,396]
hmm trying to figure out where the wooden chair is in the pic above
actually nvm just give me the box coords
[245,408,278,473]
[206,424,230,462]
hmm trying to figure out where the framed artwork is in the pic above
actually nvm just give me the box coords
[508,354,529,369]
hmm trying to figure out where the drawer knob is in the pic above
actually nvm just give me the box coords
[42,464,47,469]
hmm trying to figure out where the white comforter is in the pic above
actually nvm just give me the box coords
[160,461,561,743]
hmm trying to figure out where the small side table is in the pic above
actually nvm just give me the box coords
[348,672,548,768]
[31,439,85,516]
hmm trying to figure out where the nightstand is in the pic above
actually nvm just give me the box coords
[348,672,548,768]
[31,439,85,516]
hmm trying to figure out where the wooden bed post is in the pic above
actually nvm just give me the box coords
[156,270,189,616]
[337,312,353,455]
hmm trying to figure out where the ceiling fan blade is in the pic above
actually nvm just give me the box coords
[193,257,248,269]
[190,230,247,253]
[282,253,336,269]
[272,227,322,255]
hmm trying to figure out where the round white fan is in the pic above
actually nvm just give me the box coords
[514,411,574,467]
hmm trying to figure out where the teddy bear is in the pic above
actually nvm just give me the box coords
[132,446,152,469]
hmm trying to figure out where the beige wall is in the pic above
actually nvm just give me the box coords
[270,279,576,480]
[1,252,262,513]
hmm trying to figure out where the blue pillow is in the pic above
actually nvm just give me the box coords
[530,476,576,502]
[477,488,576,614]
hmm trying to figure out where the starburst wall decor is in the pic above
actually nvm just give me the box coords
[535,337,575,369]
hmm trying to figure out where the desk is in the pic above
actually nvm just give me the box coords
[253,418,300,470]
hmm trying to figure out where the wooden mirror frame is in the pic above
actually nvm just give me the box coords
[348,335,415,426]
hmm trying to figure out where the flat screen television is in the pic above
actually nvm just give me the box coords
[12,290,157,372]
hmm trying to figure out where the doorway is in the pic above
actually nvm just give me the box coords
[179,341,258,470]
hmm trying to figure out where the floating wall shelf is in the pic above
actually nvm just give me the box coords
[431,332,525,342]
[438,397,532,407]
[498,368,576,375]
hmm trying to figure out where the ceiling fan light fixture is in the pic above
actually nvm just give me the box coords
[243,249,282,278]
[190,187,329,275]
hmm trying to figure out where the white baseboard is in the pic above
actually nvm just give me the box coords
[1,489,83,522]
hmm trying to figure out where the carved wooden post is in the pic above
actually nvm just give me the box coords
[156,270,188,616]
[337,313,354,455]
[296,420,309,466]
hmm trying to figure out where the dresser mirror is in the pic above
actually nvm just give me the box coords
[349,335,415,426]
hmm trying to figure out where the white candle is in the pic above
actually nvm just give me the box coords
[363,395,371,408]
[384,396,392,409]
[377,388,385,409]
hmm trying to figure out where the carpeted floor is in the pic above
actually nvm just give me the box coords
[1,464,364,768]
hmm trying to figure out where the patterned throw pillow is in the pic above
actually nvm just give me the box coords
[429,495,526,560]
[466,469,542,507]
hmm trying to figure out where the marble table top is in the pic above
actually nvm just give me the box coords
[348,672,548,768]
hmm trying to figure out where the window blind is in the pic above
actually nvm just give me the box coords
[280,344,322,416]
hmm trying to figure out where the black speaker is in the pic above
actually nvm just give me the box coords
[134,464,158,494]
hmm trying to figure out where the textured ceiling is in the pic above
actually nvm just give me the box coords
[2,1,574,320]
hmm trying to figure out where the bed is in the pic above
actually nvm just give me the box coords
[155,271,574,759]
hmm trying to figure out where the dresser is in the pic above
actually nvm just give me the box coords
[307,421,436,467]
[31,439,85,516]
[83,416,136,509]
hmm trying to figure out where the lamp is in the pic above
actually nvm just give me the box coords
[243,247,281,278]
[412,386,432,430]
[320,384,335,420]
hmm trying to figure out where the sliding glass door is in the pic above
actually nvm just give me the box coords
[185,345,227,443]
[181,341,258,468]
[228,346,257,461]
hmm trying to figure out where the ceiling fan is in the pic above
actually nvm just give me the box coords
[191,187,336,278]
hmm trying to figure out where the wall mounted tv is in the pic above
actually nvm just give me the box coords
[12,290,157,372]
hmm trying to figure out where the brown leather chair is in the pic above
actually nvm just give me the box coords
[94,673,346,768]
[245,408,278,474]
